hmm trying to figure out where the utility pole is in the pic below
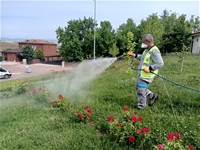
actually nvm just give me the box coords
[93,0,96,60]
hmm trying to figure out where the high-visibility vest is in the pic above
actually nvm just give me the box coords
[140,46,160,79]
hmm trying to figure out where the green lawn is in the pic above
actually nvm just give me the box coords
[0,54,200,150]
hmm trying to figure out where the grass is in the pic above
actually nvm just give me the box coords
[0,54,200,150]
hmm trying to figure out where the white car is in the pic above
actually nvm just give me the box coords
[0,66,12,79]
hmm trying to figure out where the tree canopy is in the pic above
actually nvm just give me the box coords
[21,44,34,61]
[56,9,199,61]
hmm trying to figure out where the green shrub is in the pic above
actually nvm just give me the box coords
[34,49,45,59]
[30,86,50,103]
[106,106,152,148]
[12,80,33,95]
[50,94,68,108]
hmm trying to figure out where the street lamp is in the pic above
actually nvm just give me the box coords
[93,0,96,60]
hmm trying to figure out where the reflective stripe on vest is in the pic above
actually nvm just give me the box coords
[140,46,160,79]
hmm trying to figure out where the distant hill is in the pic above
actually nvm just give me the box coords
[0,37,58,43]
[0,41,19,56]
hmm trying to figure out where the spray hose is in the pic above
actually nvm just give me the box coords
[129,57,200,93]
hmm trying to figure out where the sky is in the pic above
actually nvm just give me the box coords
[1,0,200,41]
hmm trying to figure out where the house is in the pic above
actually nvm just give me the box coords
[1,39,61,62]
[1,48,23,62]
[0,41,19,61]
[190,31,200,54]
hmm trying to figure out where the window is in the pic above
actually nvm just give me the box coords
[31,45,36,50]
[197,38,199,42]
[0,68,6,72]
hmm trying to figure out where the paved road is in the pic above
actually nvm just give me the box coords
[0,61,77,82]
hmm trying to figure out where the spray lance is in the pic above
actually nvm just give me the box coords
[116,52,135,60]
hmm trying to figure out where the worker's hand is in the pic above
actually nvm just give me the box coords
[143,67,150,73]
[127,52,135,57]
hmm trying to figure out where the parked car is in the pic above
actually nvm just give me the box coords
[0,66,12,79]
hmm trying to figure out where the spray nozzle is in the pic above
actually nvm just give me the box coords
[127,52,135,57]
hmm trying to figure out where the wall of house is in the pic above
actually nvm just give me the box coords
[42,44,57,56]
[19,43,43,51]
[18,42,60,61]
[2,53,19,62]
[192,36,200,54]
[19,43,58,56]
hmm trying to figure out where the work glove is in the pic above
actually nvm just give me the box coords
[127,52,135,57]
[143,67,150,73]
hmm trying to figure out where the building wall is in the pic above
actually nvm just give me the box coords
[2,52,20,62]
[18,42,60,62]
[43,44,58,56]
[19,43,58,56]
[192,35,200,54]
[19,43,43,51]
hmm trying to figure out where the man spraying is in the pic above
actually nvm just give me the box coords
[128,34,164,109]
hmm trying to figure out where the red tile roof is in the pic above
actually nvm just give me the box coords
[2,48,22,53]
[18,39,56,45]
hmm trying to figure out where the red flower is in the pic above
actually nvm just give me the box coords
[138,116,143,122]
[167,133,174,140]
[131,116,137,123]
[32,89,37,94]
[175,133,181,140]
[79,114,83,119]
[141,128,151,134]
[134,111,138,115]
[83,105,89,109]
[58,94,63,100]
[167,133,181,141]
[186,144,193,150]
[87,107,92,112]
[87,112,91,118]
[157,144,165,150]
[107,116,114,122]
[118,122,122,127]
[78,112,83,119]
[51,100,56,103]
[123,106,129,111]
[39,87,43,90]
[77,112,82,115]
[128,136,135,143]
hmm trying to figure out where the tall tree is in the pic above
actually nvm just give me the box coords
[160,9,192,53]
[95,21,116,57]
[169,14,191,52]
[56,17,95,61]
[116,18,137,55]
[109,42,119,57]
[160,10,178,53]
[137,13,164,53]
[189,15,200,33]
[21,44,34,61]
